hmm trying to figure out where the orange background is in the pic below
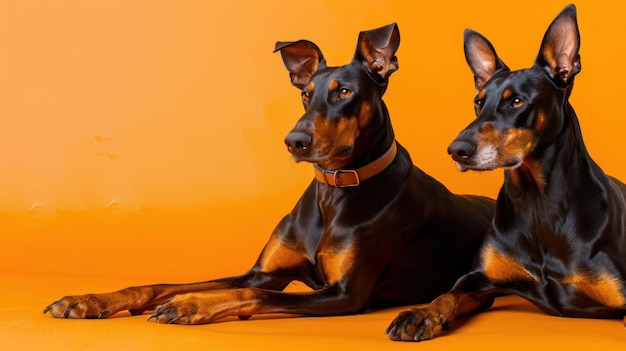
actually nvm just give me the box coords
[2,1,626,350]
[1,1,625,282]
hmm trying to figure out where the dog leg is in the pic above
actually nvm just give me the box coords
[43,268,293,319]
[386,272,497,341]
[147,284,365,324]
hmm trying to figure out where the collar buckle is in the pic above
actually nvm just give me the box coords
[332,169,360,187]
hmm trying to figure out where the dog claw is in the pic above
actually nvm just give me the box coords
[148,310,181,324]
[43,300,61,315]
[63,303,79,318]
[167,317,181,324]
[97,310,110,319]
[85,309,109,319]
[148,310,172,323]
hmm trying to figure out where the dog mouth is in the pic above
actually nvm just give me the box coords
[292,145,354,168]
[329,145,353,160]
[455,155,523,172]
[455,161,496,172]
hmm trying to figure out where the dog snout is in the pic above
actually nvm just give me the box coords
[284,131,312,155]
[448,140,476,162]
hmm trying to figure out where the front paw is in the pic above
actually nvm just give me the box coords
[385,308,445,342]
[44,295,112,319]
[148,293,214,325]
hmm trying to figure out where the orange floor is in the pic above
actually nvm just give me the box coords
[2,272,624,351]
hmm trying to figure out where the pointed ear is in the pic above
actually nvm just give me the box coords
[354,23,400,83]
[464,29,509,91]
[536,4,581,84]
[274,40,326,89]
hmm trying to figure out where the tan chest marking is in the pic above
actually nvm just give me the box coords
[257,236,307,273]
[317,245,356,286]
[481,245,539,283]
[563,272,626,308]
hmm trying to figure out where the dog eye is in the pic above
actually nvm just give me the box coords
[474,97,483,107]
[512,97,524,108]
[473,97,483,114]
[301,91,310,103]
[339,88,352,99]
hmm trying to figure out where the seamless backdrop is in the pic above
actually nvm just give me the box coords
[2,1,626,350]
[1,0,625,294]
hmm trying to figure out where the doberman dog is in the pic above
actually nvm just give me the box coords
[386,5,626,342]
[44,23,494,325]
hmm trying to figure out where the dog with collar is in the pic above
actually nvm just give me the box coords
[44,23,494,324]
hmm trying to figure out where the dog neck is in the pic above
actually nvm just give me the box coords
[313,141,397,187]
[503,104,603,209]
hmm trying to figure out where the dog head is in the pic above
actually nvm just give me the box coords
[276,23,399,170]
[448,5,581,173]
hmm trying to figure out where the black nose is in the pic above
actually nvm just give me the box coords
[284,132,312,155]
[447,140,475,162]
